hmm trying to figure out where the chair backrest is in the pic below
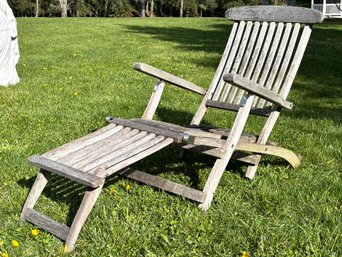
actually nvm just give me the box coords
[192,6,324,123]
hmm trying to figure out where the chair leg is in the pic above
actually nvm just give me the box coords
[245,111,280,179]
[64,181,104,252]
[20,171,49,221]
[199,94,255,210]
[245,156,261,179]
[198,159,228,211]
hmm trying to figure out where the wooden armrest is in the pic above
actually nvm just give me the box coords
[133,62,207,95]
[223,73,293,110]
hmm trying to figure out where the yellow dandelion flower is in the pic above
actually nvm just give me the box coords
[125,184,131,191]
[31,229,39,237]
[11,240,19,247]
[73,91,78,96]
[1,252,9,257]
[242,251,250,257]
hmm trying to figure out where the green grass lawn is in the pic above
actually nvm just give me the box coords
[0,17,341,256]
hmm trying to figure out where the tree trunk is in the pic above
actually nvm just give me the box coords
[180,0,183,17]
[150,0,154,17]
[35,0,39,17]
[59,0,68,17]
[146,1,149,16]
[141,0,146,17]
[104,0,109,16]
[261,0,269,4]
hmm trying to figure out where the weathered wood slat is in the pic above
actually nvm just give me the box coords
[212,21,246,101]
[280,25,312,98]
[132,119,186,133]
[71,130,147,169]
[206,99,272,117]
[223,74,293,109]
[43,124,123,161]
[59,127,135,165]
[251,22,276,83]
[233,21,261,104]
[103,135,165,168]
[102,137,174,177]
[25,208,70,241]
[28,155,104,188]
[244,21,268,80]
[272,23,300,95]
[118,168,205,203]
[253,22,284,107]
[191,22,239,125]
[133,63,206,95]
[211,22,240,101]
[225,6,324,24]
[132,119,259,143]
[238,21,260,77]
[257,22,292,108]
[80,133,158,172]
[131,119,226,140]
[218,81,231,103]
[108,117,184,143]
[132,119,226,140]
[226,21,253,103]
[231,21,253,73]
[246,21,276,108]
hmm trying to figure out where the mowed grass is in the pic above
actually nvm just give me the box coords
[0,17,341,256]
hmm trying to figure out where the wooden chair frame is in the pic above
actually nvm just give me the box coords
[21,6,324,252]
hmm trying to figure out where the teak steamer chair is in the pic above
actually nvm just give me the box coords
[21,6,324,252]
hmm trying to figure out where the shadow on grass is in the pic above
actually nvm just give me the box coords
[285,26,342,125]
[122,23,232,69]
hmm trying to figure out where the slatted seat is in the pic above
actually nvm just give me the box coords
[21,6,324,252]
[41,122,175,175]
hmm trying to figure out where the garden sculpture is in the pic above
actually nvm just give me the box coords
[0,0,19,86]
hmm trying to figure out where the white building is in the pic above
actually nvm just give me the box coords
[312,0,342,18]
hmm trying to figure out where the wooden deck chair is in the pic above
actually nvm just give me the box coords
[21,6,324,252]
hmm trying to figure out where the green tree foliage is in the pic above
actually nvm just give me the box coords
[7,0,289,17]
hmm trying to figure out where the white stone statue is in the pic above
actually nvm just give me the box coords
[0,0,19,86]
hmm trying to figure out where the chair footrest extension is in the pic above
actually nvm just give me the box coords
[118,168,205,203]
[24,208,70,241]
[28,155,104,188]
